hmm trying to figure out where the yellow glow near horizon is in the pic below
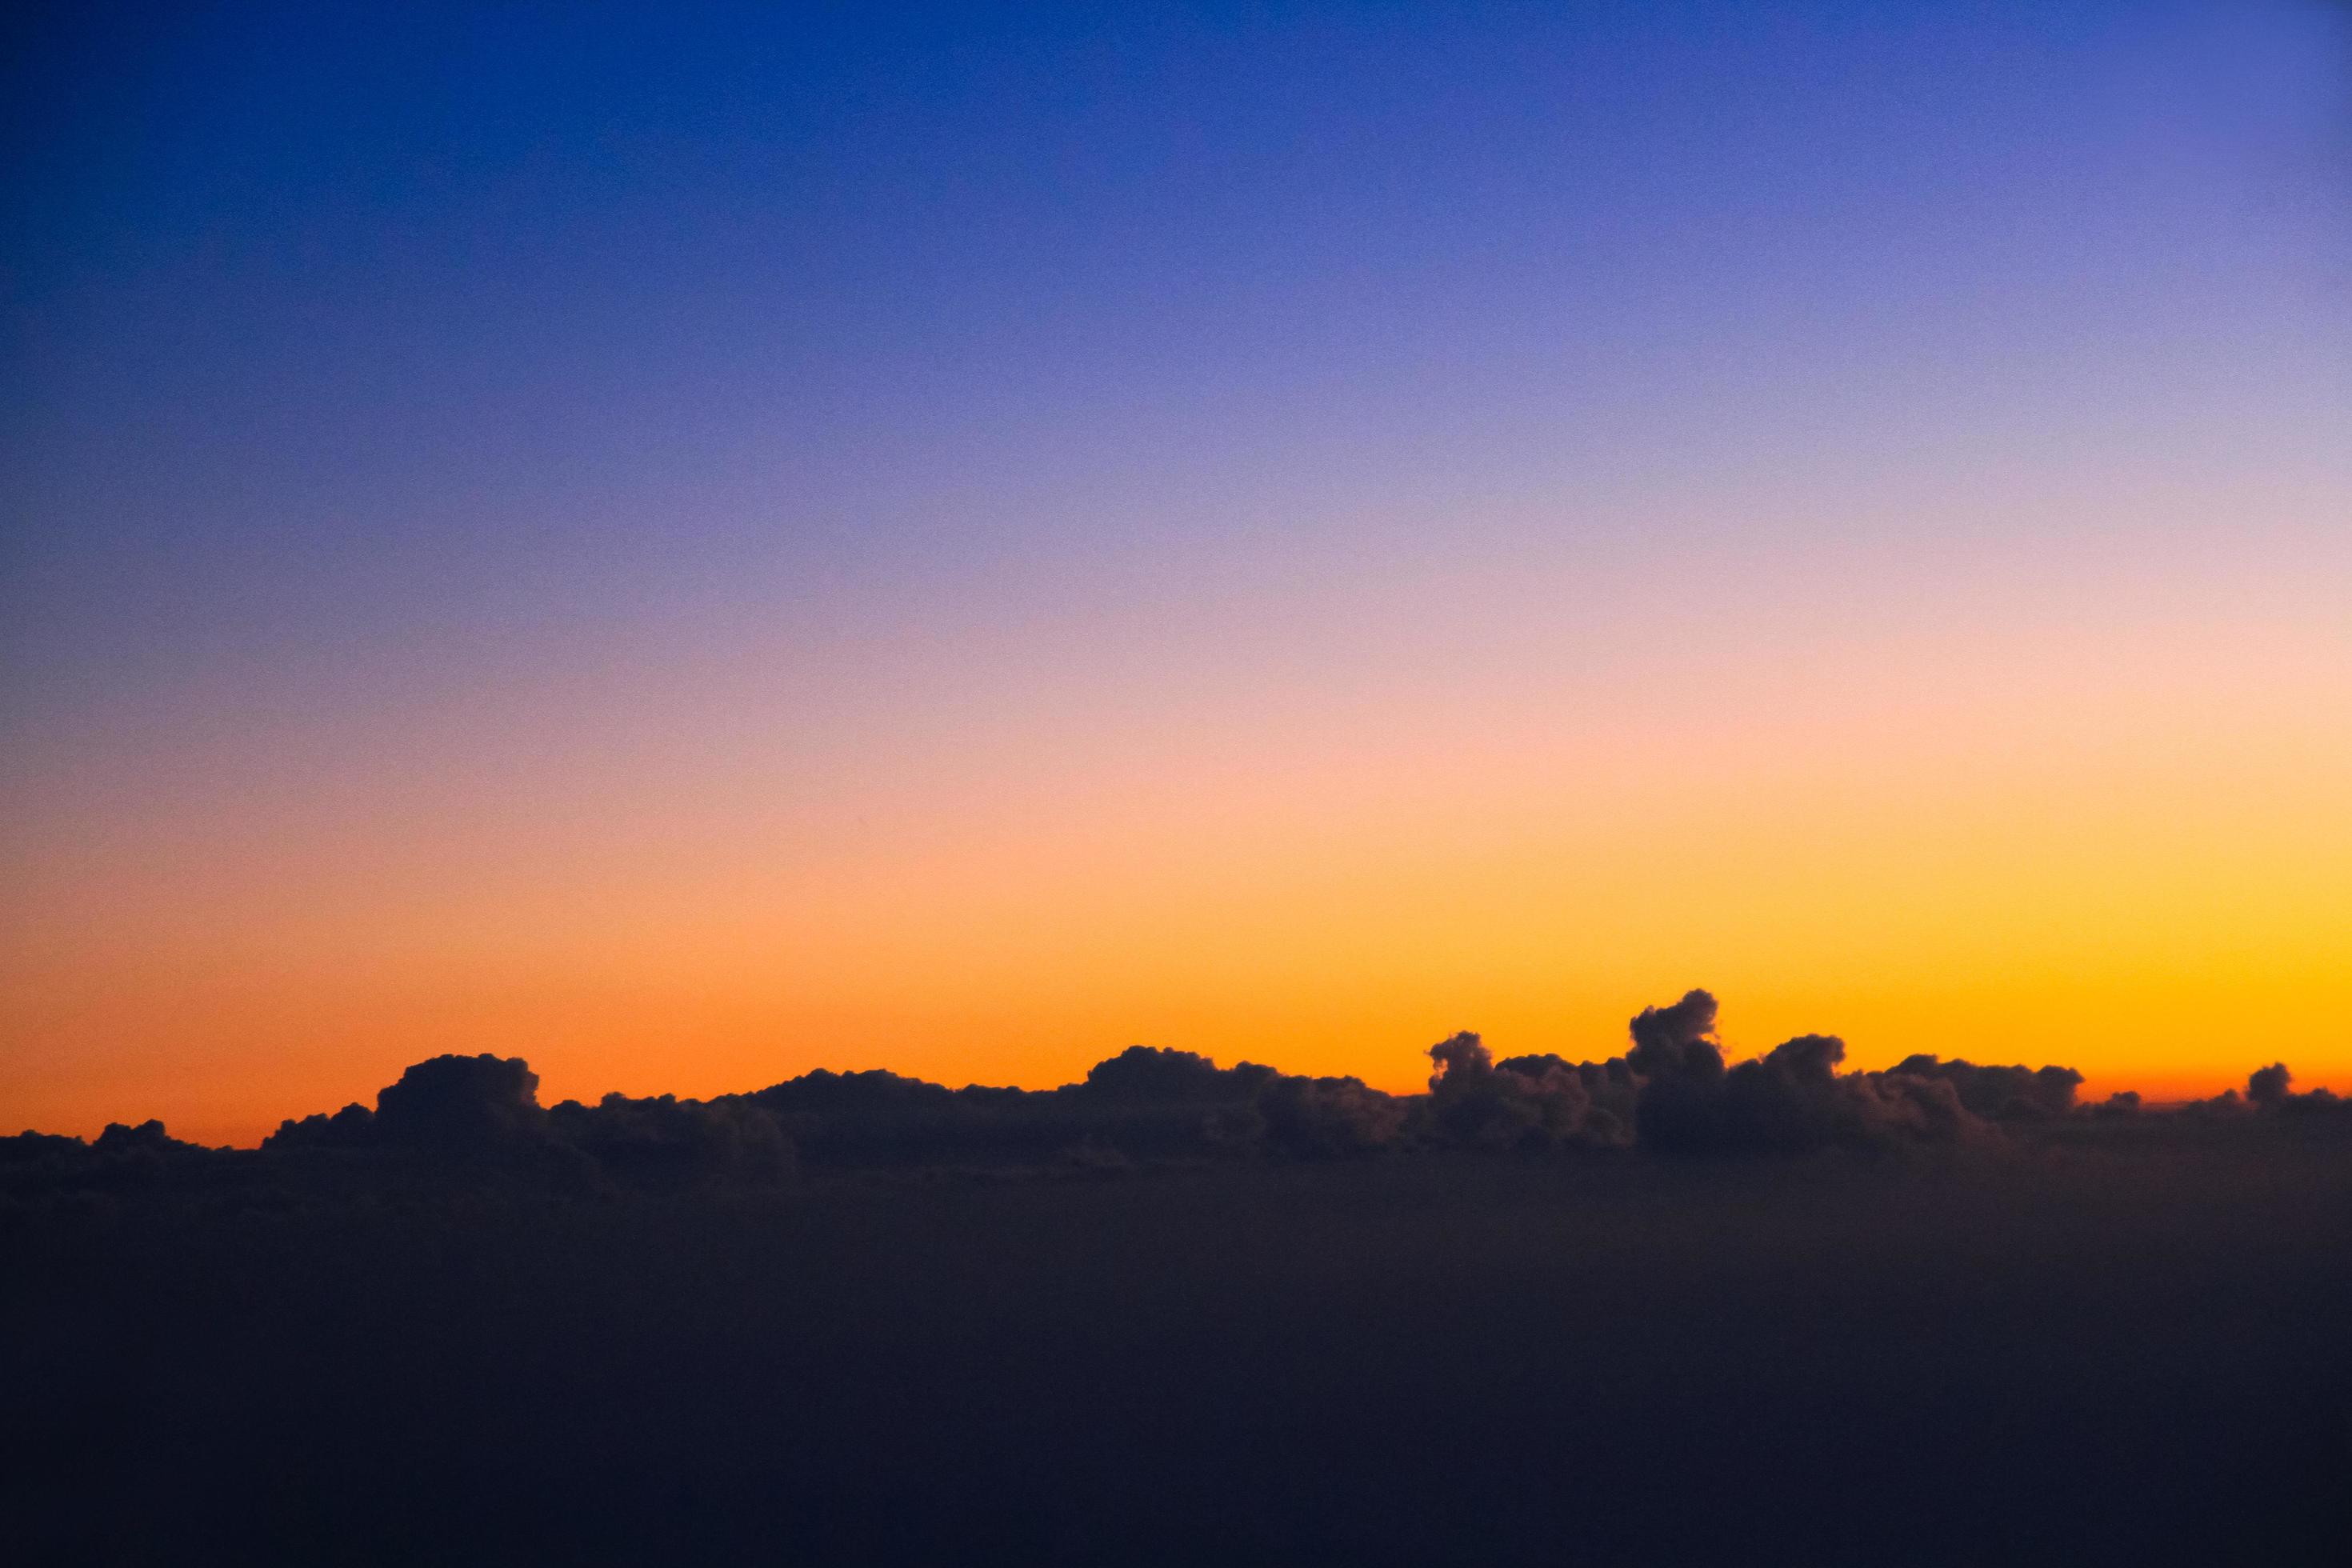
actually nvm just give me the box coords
[6,544,2347,1145]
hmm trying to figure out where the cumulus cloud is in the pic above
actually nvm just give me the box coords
[1409,993,1997,1157]
[258,1055,790,1188]
[746,1054,1309,1166]
[2236,1063,2346,1115]
[1888,1057,2083,1120]
[1079,1046,1275,1105]
[1623,998,2007,1155]
[18,992,2346,1201]
[0,1118,233,1201]
[549,1094,794,1186]
[1421,1032,1630,1150]
[376,1054,550,1148]
[2176,1063,2347,1117]
[265,1054,550,1154]
[1257,1074,1406,1156]
[1627,990,1726,1080]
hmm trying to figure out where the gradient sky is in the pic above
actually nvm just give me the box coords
[6,0,2349,1144]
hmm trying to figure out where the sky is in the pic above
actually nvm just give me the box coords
[5,0,2349,1144]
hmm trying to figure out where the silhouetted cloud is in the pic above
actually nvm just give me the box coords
[1422,1031,1632,1150]
[1614,997,2013,1155]
[265,1054,552,1154]
[0,1117,238,1202]
[1078,1045,1276,1104]
[549,1094,796,1186]
[1626,989,1726,1079]
[266,1101,378,1150]
[2174,1063,2349,1118]
[1258,1074,1407,1155]
[10,992,2347,1201]
[1401,994,2006,1157]
[1888,1056,2083,1120]
[374,1054,549,1147]
[262,1055,783,1188]
[2235,1062,2346,1115]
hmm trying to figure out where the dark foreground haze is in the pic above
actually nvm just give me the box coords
[6,996,2348,1565]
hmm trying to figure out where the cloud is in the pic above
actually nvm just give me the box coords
[1405,994,1999,1157]
[548,1094,795,1186]
[1887,1057,2084,1120]
[1627,989,1726,1080]
[1258,1074,1408,1155]
[2179,1064,2347,1117]
[20,990,2347,1201]
[265,1054,550,1154]
[1078,1046,1276,1105]
[374,1054,550,1148]
[1617,995,2021,1154]
[2247,1063,2293,1108]
[263,1056,790,1188]
[1422,1032,1631,1150]
[2244,1063,2346,1115]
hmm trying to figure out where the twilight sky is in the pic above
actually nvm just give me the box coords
[6,0,2350,1143]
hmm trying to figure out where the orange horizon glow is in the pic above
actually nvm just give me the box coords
[9,532,2348,1148]
[3,982,2338,1151]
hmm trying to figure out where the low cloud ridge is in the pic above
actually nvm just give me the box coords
[7,990,2341,1198]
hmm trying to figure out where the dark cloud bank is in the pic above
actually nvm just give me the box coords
[6,989,2340,1198]
[6,994,2348,1566]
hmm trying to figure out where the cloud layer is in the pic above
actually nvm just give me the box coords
[6,991,2339,1198]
